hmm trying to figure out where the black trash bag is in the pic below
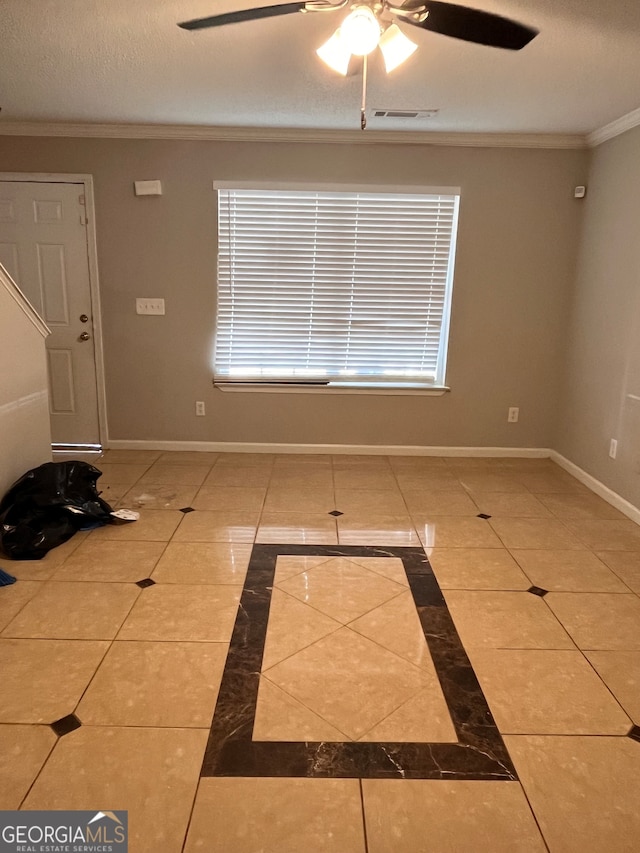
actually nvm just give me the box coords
[0,461,113,560]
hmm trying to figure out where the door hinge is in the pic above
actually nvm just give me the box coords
[79,213,88,226]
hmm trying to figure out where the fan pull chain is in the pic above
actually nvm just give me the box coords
[360,54,368,130]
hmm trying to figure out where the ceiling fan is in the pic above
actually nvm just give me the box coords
[178,1,538,128]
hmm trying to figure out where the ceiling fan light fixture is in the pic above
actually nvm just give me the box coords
[340,5,380,55]
[378,23,418,72]
[316,28,352,75]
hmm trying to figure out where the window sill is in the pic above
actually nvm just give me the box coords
[213,382,450,396]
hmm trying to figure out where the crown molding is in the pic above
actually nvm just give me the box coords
[587,106,640,147]
[0,121,587,149]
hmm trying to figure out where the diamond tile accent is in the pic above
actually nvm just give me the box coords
[628,725,640,743]
[277,557,406,624]
[262,589,341,669]
[253,677,346,741]
[50,713,82,737]
[264,627,431,740]
[477,513,492,519]
[179,506,196,513]
[358,687,457,742]
[273,556,333,585]
[135,578,156,589]
[349,591,439,670]
[528,586,549,597]
[328,510,344,517]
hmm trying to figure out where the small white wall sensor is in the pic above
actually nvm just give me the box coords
[134,180,163,196]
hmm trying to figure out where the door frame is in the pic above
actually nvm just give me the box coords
[0,172,108,447]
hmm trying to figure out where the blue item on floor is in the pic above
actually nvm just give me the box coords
[0,568,16,586]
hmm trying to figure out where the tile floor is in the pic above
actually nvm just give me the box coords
[1,451,640,851]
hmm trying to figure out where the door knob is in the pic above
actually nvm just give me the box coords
[79,314,89,323]
[79,332,91,342]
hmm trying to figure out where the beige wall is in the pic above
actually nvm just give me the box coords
[0,136,587,448]
[0,269,51,496]
[556,125,640,507]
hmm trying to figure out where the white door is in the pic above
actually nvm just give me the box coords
[0,180,101,446]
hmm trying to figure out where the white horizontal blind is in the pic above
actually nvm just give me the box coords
[215,187,459,386]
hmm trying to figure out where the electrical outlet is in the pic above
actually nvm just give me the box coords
[195,401,205,416]
[508,407,519,423]
[136,298,165,315]
[609,439,618,459]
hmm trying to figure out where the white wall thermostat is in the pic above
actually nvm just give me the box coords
[574,186,586,198]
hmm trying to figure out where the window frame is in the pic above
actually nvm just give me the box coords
[213,182,460,395]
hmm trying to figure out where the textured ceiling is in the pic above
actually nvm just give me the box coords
[1,0,639,135]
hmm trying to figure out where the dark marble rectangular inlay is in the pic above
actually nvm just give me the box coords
[201,544,517,781]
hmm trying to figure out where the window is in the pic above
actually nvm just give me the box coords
[214,183,460,390]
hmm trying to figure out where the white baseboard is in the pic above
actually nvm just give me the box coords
[106,439,551,458]
[550,451,640,525]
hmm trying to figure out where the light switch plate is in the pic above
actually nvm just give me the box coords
[136,298,165,315]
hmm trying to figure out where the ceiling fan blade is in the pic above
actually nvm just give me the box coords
[178,2,306,31]
[398,1,538,50]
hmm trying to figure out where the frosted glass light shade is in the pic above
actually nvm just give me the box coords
[316,29,352,75]
[378,23,418,72]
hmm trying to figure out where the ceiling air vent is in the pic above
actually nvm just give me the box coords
[373,109,439,119]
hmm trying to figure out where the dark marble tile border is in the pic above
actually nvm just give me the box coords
[201,543,517,781]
